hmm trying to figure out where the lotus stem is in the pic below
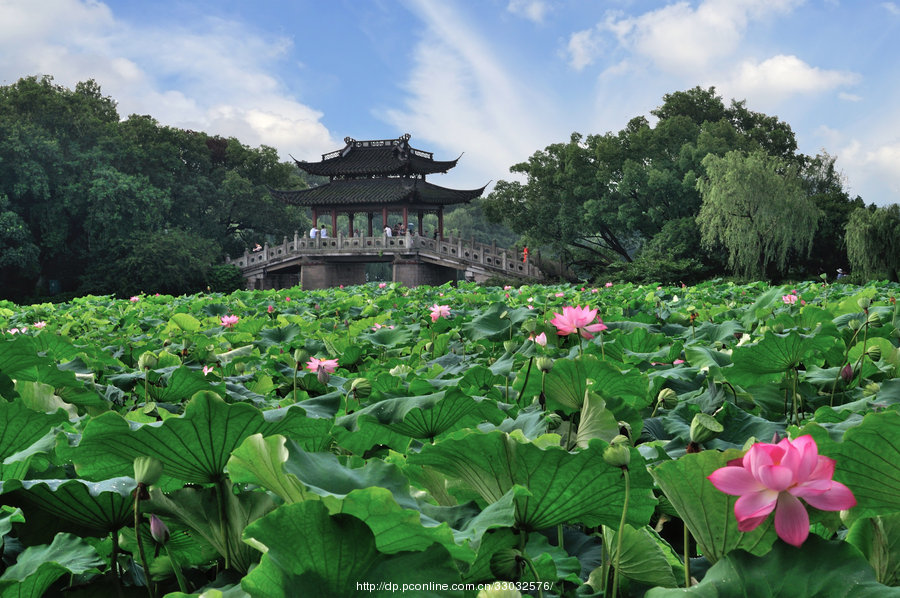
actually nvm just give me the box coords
[216,479,231,570]
[611,467,631,598]
[518,356,534,406]
[683,520,691,588]
[165,545,189,593]
[523,556,544,598]
[134,491,155,598]
[111,530,123,598]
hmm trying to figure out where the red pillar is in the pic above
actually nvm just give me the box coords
[382,207,388,231]
[438,208,444,240]
[348,212,355,236]
[417,210,424,235]
[367,213,374,236]
[311,207,317,227]
[331,209,337,235]
[402,206,408,231]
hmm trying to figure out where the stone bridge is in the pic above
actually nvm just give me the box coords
[226,232,547,290]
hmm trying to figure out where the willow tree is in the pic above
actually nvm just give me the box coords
[696,150,819,279]
[845,204,900,281]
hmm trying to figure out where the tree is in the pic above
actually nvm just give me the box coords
[696,150,820,279]
[845,204,900,281]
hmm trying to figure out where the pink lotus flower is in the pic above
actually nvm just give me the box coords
[605,282,614,288]
[707,435,856,547]
[430,304,451,322]
[267,305,274,313]
[529,332,547,346]
[8,328,19,335]
[33,321,46,329]
[285,297,291,302]
[221,315,239,328]
[130,296,140,303]
[379,283,387,288]
[202,365,214,376]
[550,306,608,339]
[504,285,512,290]
[591,288,599,293]
[554,292,565,298]
[782,294,798,305]
[306,357,339,374]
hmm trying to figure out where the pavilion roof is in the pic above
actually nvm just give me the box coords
[269,177,485,208]
[294,134,459,177]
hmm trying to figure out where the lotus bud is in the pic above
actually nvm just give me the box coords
[503,340,518,353]
[489,548,525,579]
[350,377,372,399]
[689,413,724,444]
[867,312,881,327]
[293,349,309,369]
[867,345,882,361]
[133,456,163,487]
[840,363,853,384]
[603,435,631,468]
[137,351,158,371]
[857,297,871,310]
[536,357,554,373]
[657,388,678,409]
[317,366,330,385]
[149,514,170,545]
[544,413,562,430]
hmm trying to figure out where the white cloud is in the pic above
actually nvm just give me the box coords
[384,0,560,188]
[837,140,900,203]
[882,2,900,16]
[722,55,860,104]
[567,28,603,70]
[599,0,803,75]
[507,0,550,23]
[838,91,863,102]
[0,0,336,158]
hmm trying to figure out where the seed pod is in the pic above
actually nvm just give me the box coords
[536,357,554,373]
[848,318,862,331]
[489,548,525,580]
[137,351,158,371]
[772,323,785,334]
[503,340,518,353]
[544,413,562,430]
[350,377,372,399]
[293,349,309,367]
[133,456,163,487]
[603,435,631,468]
[867,312,881,327]
[857,297,871,310]
[689,413,724,444]
[867,345,882,361]
[657,388,678,409]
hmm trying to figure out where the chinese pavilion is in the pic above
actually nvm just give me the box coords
[268,133,485,239]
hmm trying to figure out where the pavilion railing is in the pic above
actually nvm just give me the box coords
[226,232,544,279]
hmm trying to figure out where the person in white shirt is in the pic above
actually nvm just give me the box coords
[309,226,318,238]
[384,225,393,237]
[320,226,328,238]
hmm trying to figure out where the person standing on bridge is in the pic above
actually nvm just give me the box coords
[309,225,318,239]
[320,225,329,238]
[384,225,392,237]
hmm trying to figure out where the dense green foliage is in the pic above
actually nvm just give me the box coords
[483,86,866,283]
[1,280,899,596]
[0,76,313,301]
[846,204,900,282]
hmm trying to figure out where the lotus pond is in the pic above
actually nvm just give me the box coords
[1,279,899,597]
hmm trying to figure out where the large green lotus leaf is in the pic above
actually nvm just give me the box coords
[148,366,216,403]
[241,501,463,598]
[618,327,668,354]
[14,380,76,418]
[360,326,414,348]
[690,320,744,344]
[257,323,300,347]
[408,430,656,530]
[342,389,479,440]
[575,392,620,448]
[846,513,900,586]
[544,355,648,413]
[460,303,518,342]
[0,506,24,552]
[848,336,897,365]
[731,330,836,375]
[808,410,900,519]
[167,313,202,332]
[599,524,681,588]
[227,434,310,504]
[337,485,519,562]
[332,417,412,456]
[740,285,787,329]
[0,532,103,598]
[650,450,776,563]
[6,477,135,534]
[62,391,332,485]
[148,481,275,574]
[0,399,67,480]
[645,535,900,598]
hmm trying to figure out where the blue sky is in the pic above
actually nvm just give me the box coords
[1,0,898,205]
